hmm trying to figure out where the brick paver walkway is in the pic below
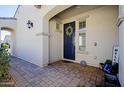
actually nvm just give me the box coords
[10,57,105,87]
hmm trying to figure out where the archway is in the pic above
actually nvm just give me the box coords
[0,17,17,56]
[0,27,16,55]
[42,5,72,65]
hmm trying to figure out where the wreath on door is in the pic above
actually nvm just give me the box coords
[65,25,73,37]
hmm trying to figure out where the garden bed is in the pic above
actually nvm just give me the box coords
[0,44,15,87]
[0,73,16,87]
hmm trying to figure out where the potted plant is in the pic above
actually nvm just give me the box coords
[0,43,15,87]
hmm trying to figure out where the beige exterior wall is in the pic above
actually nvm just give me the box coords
[14,5,70,67]
[49,19,62,63]
[61,6,118,67]
[15,5,43,67]
[42,5,71,66]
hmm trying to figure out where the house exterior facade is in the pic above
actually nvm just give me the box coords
[0,5,124,86]
[14,5,118,67]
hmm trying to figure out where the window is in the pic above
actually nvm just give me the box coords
[79,33,86,51]
[78,20,86,52]
[79,21,86,30]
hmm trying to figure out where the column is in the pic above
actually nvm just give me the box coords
[118,5,124,87]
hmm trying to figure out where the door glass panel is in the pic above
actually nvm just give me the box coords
[79,33,86,51]
[78,20,86,52]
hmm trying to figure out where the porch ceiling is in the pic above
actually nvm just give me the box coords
[55,5,104,20]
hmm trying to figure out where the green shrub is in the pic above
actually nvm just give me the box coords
[0,47,11,81]
[1,43,10,49]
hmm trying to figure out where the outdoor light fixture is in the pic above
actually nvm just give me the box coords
[27,20,33,29]
[34,5,42,9]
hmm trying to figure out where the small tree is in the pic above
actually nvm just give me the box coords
[0,43,11,81]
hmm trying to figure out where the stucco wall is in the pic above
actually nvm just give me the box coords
[42,5,71,66]
[15,5,44,66]
[118,5,124,87]
[49,19,62,63]
[14,5,71,67]
[62,6,118,67]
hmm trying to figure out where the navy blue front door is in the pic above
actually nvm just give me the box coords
[64,21,75,60]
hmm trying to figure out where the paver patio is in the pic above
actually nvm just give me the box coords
[10,57,105,87]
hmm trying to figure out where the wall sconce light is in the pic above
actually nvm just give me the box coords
[34,5,42,9]
[27,20,33,29]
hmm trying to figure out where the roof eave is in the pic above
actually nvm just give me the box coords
[13,5,21,18]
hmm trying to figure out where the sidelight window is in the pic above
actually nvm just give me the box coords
[78,20,86,52]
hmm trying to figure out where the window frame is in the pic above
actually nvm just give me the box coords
[77,20,87,54]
